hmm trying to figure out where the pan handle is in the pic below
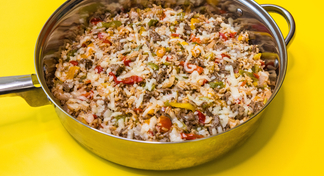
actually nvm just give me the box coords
[261,4,296,46]
[0,74,40,94]
[0,74,51,107]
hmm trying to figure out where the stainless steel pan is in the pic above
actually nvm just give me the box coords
[0,0,295,170]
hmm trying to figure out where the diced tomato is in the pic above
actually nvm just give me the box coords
[93,114,98,119]
[260,61,265,66]
[219,10,226,14]
[180,61,204,74]
[98,32,105,39]
[234,99,241,104]
[134,108,143,113]
[122,56,132,66]
[253,73,259,79]
[98,32,112,45]
[171,33,180,37]
[181,133,204,140]
[166,56,171,61]
[69,61,78,66]
[219,32,227,41]
[229,32,237,38]
[90,18,102,25]
[196,110,206,124]
[158,115,172,133]
[148,130,154,136]
[190,34,201,44]
[95,65,103,73]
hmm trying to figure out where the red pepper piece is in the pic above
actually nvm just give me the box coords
[221,53,231,59]
[219,10,226,14]
[98,32,112,45]
[109,72,143,85]
[90,18,103,25]
[122,56,132,66]
[181,133,204,140]
[161,11,166,20]
[69,61,78,66]
[82,90,94,99]
[241,80,247,86]
[134,108,143,113]
[253,73,259,79]
[219,32,228,41]
[122,76,143,84]
[202,79,208,85]
[229,32,237,38]
[196,110,206,124]
[93,114,98,119]
[171,33,180,37]
[95,65,103,73]
[109,72,121,84]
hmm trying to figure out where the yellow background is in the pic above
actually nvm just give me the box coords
[0,0,323,175]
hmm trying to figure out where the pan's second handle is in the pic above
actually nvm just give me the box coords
[0,74,40,94]
[0,74,50,107]
[261,4,296,47]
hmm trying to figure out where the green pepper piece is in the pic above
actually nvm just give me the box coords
[166,47,171,52]
[147,62,159,70]
[115,115,126,120]
[66,49,77,61]
[209,81,225,89]
[148,19,159,27]
[102,21,122,28]
[252,65,260,73]
[177,12,185,21]
[79,75,87,81]
[204,52,214,60]
[162,62,171,66]
[152,53,157,56]
[134,44,143,51]
[170,25,176,32]
[239,70,258,82]
[177,43,185,50]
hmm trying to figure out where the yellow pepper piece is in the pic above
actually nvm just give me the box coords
[66,66,80,80]
[168,102,196,112]
[190,18,200,30]
[238,35,243,41]
[156,47,166,57]
[253,53,262,60]
[181,41,188,45]
[191,45,201,58]
[139,27,146,35]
